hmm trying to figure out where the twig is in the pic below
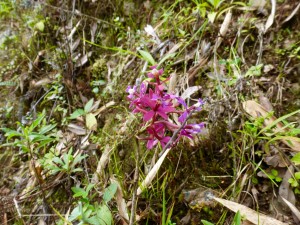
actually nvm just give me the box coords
[13,197,22,218]
[129,139,140,225]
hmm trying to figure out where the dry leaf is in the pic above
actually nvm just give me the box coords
[180,211,191,225]
[264,154,286,167]
[281,197,300,221]
[85,113,97,131]
[30,77,52,88]
[242,221,255,225]
[259,94,273,112]
[67,20,81,41]
[137,148,171,195]
[64,208,71,225]
[37,219,46,225]
[168,72,177,94]
[92,145,112,183]
[71,38,80,52]
[90,22,98,43]
[181,86,202,100]
[215,10,232,48]
[242,100,300,151]
[90,100,101,112]
[264,0,276,33]
[67,123,87,135]
[165,42,182,55]
[279,166,296,211]
[144,24,161,44]
[93,101,115,116]
[110,178,129,224]
[213,196,289,225]
[75,52,92,67]
[249,0,266,9]
[282,3,300,24]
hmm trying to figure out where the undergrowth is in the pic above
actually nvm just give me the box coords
[1,0,300,224]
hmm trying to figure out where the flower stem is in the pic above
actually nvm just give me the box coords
[158,109,194,157]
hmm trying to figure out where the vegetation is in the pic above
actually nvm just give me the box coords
[1,0,300,224]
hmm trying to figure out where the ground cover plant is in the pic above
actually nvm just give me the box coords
[1,0,300,224]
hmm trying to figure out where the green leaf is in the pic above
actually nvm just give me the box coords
[72,168,83,172]
[271,169,278,176]
[289,128,300,136]
[37,138,56,149]
[295,172,300,180]
[232,211,241,225]
[138,49,156,65]
[268,173,275,180]
[207,0,224,8]
[35,20,45,32]
[259,108,300,135]
[86,113,97,130]
[291,153,300,165]
[86,216,101,225]
[158,53,176,67]
[86,183,94,193]
[73,153,87,166]
[201,220,215,225]
[39,124,56,134]
[68,205,81,222]
[53,157,64,166]
[84,99,94,113]
[72,187,88,198]
[29,133,52,142]
[1,128,22,139]
[288,178,299,187]
[31,113,46,130]
[82,207,93,222]
[207,12,217,23]
[245,64,263,77]
[96,204,112,225]
[69,109,85,119]
[103,183,117,202]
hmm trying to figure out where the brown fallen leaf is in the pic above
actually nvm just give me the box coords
[137,148,171,196]
[67,123,87,135]
[282,3,300,24]
[242,100,300,152]
[281,197,300,222]
[93,101,116,117]
[279,165,296,211]
[110,178,129,224]
[213,196,289,225]
[92,145,112,184]
[264,0,276,33]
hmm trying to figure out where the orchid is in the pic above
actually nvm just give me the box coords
[126,85,137,100]
[145,122,171,149]
[147,65,163,80]
[180,123,205,139]
[126,65,204,149]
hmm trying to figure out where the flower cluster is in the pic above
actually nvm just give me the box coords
[126,65,204,149]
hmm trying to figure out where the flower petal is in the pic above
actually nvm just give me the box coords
[147,139,158,149]
[143,111,155,121]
